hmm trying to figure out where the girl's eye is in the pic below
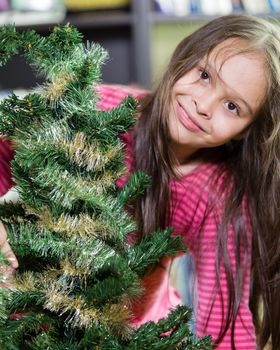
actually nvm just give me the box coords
[199,69,210,80]
[225,101,240,115]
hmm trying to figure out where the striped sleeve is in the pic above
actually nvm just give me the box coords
[96,83,147,110]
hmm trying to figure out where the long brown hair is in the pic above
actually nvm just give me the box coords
[133,15,280,349]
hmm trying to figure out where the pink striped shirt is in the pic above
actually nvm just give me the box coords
[168,164,255,349]
[97,84,256,349]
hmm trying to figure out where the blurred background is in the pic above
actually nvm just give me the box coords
[0,0,279,94]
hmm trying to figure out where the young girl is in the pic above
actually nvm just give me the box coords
[1,14,280,349]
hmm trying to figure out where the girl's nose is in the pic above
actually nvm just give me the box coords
[194,93,216,119]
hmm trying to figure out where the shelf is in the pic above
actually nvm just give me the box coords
[0,9,133,31]
[149,12,215,23]
[149,11,280,23]
[64,10,133,28]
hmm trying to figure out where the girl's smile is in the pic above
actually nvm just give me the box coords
[176,100,206,133]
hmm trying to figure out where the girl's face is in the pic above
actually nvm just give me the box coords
[169,38,267,163]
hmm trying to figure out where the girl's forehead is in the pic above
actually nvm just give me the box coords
[205,38,262,66]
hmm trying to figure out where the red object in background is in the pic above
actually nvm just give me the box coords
[9,313,52,331]
[9,313,24,320]
[0,137,15,196]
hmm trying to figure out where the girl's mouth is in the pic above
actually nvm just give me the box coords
[176,101,205,132]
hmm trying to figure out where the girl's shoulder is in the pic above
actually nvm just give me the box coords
[96,83,148,188]
[96,83,148,110]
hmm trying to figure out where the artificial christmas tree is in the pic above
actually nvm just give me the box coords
[0,24,212,349]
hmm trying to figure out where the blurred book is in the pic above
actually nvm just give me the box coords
[154,0,191,16]
[63,0,129,11]
[242,0,270,13]
[172,0,191,16]
[267,0,280,11]
[154,0,174,15]
[231,0,244,11]
[190,0,202,13]
[200,0,232,15]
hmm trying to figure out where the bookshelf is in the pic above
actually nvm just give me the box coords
[0,0,279,90]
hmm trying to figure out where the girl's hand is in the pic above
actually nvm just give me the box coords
[0,221,18,286]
